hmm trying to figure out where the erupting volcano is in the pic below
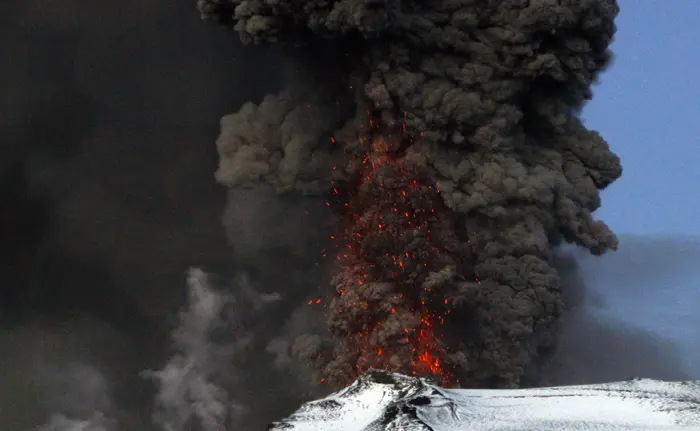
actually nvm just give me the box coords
[324,125,470,386]
[199,0,623,390]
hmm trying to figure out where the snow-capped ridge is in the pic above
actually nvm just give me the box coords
[270,371,700,430]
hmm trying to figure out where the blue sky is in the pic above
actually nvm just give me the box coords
[576,1,700,379]
[583,1,700,236]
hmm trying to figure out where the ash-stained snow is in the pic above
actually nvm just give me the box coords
[269,371,700,430]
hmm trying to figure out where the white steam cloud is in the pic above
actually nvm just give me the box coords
[28,268,280,431]
[142,268,236,431]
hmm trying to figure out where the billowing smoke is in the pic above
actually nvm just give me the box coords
[538,246,691,385]
[143,269,238,431]
[0,0,290,428]
[197,0,623,388]
[142,268,285,430]
[27,268,284,431]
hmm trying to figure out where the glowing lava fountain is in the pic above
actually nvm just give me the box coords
[323,123,473,387]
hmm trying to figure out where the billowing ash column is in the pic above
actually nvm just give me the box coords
[198,0,622,388]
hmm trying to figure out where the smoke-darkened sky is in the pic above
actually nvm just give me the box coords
[0,0,288,428]
[0,0,290,326]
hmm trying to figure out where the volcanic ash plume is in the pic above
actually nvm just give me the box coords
[198,0,623,388]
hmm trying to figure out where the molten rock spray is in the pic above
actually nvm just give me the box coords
[198,0,622,388]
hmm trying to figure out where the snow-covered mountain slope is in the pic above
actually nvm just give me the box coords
[269,371,700,430]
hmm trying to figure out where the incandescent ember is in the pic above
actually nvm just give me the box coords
[323,123,476,386]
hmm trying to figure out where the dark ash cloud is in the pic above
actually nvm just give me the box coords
[198,0,624,389]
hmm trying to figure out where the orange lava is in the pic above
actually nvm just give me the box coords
[326,124,458,387]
